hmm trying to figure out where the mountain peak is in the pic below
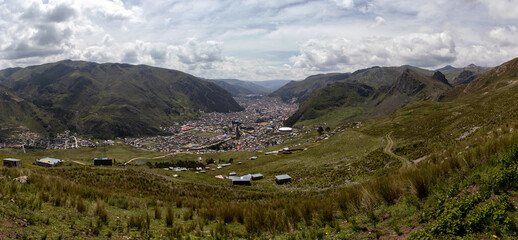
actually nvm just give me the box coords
[394,69,426,96]
[436,65,456,71]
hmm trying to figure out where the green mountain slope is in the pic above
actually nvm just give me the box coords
[270,66,435,103]
[285,82,375,126]
[269,72,352,103]
[286,69,452,126]
[271,65,491,104]
[0,60,243,138]
[0,85,53,134]
[462,58,518,94]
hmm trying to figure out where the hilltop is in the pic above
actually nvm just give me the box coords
[0,60,243,138]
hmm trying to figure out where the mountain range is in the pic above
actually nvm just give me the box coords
[274,64,490,126]
[270,64,489,104]
[285,69,453,126]
[205,79,292,96]
[0,60,243,138]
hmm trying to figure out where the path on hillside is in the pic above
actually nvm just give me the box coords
[124,153,177,165]
[384,133,412,167]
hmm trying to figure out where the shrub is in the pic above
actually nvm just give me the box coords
[165,206,174,227]
[76,197,87,213]
[154,204,162,220]
[94,199,109,223]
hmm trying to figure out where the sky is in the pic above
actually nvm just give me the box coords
[0,0,517,80]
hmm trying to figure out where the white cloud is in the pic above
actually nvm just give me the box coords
[173,39,224,66]
[290,38,352,71]
[489,26,518,46]
[478,0,518,19]
[392,32,457,67]
[370,16,386,28]
[290,32,457,72]
[0,0,517,79]
[330,0,355,9]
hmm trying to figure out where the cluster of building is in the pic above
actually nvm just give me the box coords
[1,129,96,150]
[125,96,298,153]
[227,172,291,186]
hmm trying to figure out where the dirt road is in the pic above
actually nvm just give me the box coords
[384,133,412,167]
[124,153,177,165]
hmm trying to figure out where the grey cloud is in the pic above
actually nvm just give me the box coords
[19,3,42,21]
[19,3,76,23]
[149,49,167,64]
[46,4,77,22]
[32,24,72,46]
[1,40,63,60]
[175,39,223,65]
[122,50,139,63]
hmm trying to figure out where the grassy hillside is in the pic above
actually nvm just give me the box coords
[284,82,375,126]
[0,85,52,133]
[0,61,243,138]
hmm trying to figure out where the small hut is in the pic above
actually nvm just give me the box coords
[232,175,251,186]
[275,174,292,184]
[251,173,264,180]
[94,157,113,166]
[3,158,21,168]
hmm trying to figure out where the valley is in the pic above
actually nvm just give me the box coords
[1,58,518,239]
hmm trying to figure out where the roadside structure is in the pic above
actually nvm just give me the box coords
[3,158,21,168]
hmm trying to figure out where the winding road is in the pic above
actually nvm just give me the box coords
[384,132,413,168]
